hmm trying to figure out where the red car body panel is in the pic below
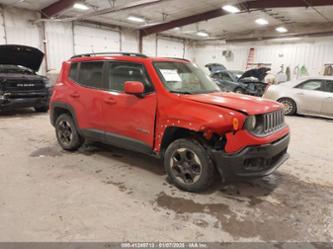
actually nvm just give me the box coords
[51,55,290,157]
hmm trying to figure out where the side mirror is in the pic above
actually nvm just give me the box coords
[124,81,145,96]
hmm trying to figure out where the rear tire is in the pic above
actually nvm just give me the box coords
[164,138,217,192]
[278,98,297,115]
[34,106,49,112]
[55,113,83,151]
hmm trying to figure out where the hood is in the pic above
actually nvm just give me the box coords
[239,67,270,81]
[205,63,226,72]
[0,45,44,72]
[182,92,281,115]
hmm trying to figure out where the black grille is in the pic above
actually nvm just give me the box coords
[3,79,45,92]
[262,109,285,134]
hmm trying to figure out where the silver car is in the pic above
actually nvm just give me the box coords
[263,76,333,119]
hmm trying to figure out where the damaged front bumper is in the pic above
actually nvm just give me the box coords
[212,134,290,179]
[0,89,51,110]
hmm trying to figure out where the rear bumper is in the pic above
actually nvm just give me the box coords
[212,134,290,178]
[0,90,51,109]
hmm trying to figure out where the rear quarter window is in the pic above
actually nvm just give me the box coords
[69,63,78,81]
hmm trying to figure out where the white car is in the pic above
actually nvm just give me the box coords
[263,76,333,119]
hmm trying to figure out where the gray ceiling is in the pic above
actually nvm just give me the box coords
[1,0,333,40]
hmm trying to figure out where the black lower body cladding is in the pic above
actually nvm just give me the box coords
[212,134,290,179]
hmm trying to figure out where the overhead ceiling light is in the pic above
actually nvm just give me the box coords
[73,3,89,10]
[255,18,269,25]
[222,5,240,13]
[276,26,288,33]
[196,31,209,37]
[127,15,145,23]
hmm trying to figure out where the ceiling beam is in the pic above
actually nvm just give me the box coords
[140,0,333,37]
[41,0,77,18]
[140,8,229,37]
[243,0,333,9]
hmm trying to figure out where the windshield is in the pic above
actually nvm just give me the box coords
[154,62,220,94]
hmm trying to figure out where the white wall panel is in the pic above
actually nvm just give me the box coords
[157,37,184,58]
[3,7,42,49]
[121,28,138,53]
[142,34,157,57]
[45,22,74,71]
[73,24,120,54]
[193,37,333,77]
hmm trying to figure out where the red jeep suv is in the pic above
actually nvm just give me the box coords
[50,52,290,192]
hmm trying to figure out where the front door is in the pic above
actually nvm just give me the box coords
[294,79,325,114]
[101,61,157,150]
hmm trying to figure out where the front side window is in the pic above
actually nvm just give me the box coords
[296,80,323,91]
[77,61,104,88]
[107,62,153,93]
[154,62,220,94]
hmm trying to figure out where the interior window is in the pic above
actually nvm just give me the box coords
[107,62,153,93]
[219,73,232,81]
[77,61,104,88]
[69,63,78,81]
[324,81,333,93]
[296,80,323,91]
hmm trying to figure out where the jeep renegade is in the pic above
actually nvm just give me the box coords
[50,52,290,192]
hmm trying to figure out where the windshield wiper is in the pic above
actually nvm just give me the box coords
[169,91,192,94]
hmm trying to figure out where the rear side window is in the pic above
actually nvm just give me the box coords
[69,63,78,80]
[77,61,104,88]
[107,62,153,93]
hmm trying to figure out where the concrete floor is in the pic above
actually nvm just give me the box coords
[0,109,332,242]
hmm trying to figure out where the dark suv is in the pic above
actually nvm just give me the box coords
[50,52,290,192]
[0,45,51,112]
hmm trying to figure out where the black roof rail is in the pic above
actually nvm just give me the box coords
[71,52,148,59]
[162,57,190,62]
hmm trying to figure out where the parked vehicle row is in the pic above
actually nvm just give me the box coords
[206,63,270,97]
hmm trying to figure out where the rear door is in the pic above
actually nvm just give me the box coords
[294,80,326,114]
[320,80,333,117]
[101,61,157,150]
[67,61,106,131]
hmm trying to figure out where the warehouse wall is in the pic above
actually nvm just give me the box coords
[193,36,333,77]
[0,6,194,74]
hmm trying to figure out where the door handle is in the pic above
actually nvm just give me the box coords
[70,92,80,98]
[104,97,116,105]
[296,92,304,96]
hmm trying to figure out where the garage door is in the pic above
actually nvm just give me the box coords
[157,37,184,58]
[73,25,120,55]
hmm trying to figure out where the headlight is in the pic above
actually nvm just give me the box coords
[245,115,256,131]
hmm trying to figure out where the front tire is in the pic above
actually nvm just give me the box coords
[278,98,297,115]
[55,113,83,151]
[164,138,217,192]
